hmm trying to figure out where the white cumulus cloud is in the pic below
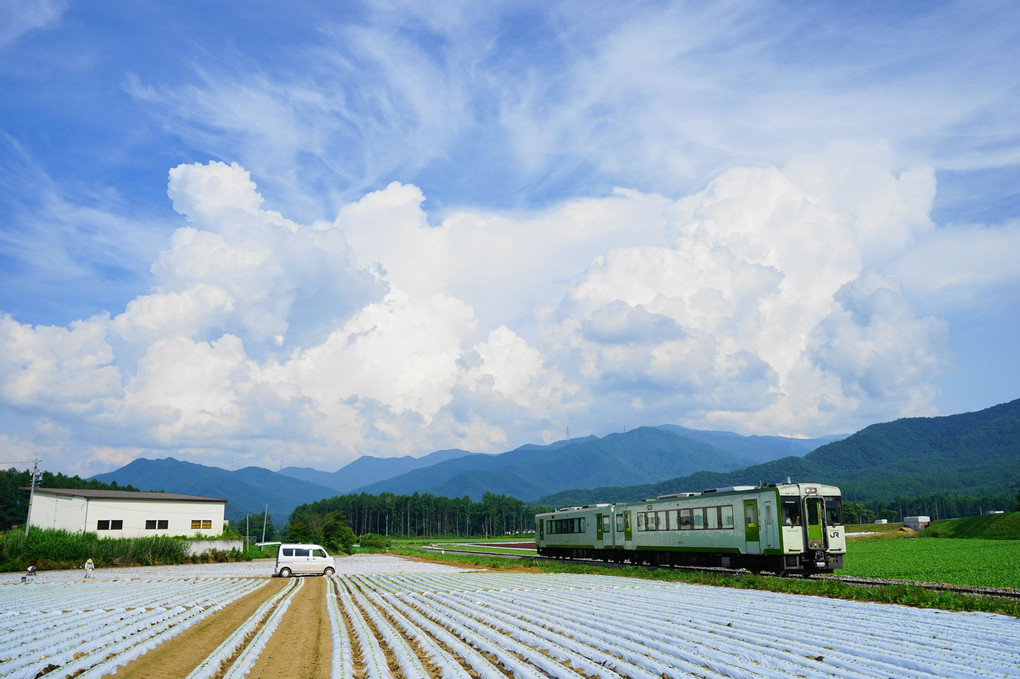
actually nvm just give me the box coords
[0,151,964,474]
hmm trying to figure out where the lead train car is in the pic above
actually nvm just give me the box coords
[535,483,845,573]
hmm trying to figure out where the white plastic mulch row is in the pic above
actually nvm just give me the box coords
[3,564,1018,679]
[186,576,302,679]
[0,578,267,679]
[341,571,1020,679]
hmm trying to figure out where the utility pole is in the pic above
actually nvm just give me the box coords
[24,459,41,538]
[261,505,268,543]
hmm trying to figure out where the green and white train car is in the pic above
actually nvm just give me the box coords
[535,483,845,573]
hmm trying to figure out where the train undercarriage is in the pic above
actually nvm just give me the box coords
[537,546,843,574]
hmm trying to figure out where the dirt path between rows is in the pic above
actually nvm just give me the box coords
[111,577,288,678]
[247,575,331,679]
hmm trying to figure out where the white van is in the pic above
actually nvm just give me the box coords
[272,543,335,577]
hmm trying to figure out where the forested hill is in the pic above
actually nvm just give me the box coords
[539,398,1020,507]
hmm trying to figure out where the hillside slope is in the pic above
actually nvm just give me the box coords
[354,427,752,500]
[280,448,471,492]
[91,458,337,522]
[540,399,1020,506]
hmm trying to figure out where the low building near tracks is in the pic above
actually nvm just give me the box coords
[26,487,227,538]
[904,515,931,531]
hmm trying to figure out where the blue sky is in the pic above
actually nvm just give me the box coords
[2,1,1018,476]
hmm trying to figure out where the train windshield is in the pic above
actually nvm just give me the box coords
[781,499,802,526]
[824,496,843,526]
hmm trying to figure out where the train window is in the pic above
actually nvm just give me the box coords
[782,499,802,526]
[706,507,720,530]
[693,508,705,530]
[636,513,646,531]
[617,514,625,532]
[679,509,693,530]
[745,503,758,527]
[806,500,820,526]
[668,510,679,531]
[721,505,734,528]
[824,497,843,526]
[603,515,611,533]
[656,510,668,531]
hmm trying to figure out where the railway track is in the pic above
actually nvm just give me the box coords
[418,545,1020,600]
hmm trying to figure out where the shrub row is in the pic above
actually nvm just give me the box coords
[0,527,254,572]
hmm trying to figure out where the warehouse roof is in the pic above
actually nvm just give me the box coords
[25,488,227,503]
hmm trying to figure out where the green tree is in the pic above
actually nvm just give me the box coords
[321,511,353,553]
[286,517,313,543]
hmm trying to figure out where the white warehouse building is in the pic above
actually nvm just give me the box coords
[28,488,227,538]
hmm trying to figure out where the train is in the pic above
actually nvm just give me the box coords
[535,482,845,573]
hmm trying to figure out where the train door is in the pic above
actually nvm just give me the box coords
[762,500,776,550]
[743,499,760,554]
[595,512,604,548]
[623,509,634,551]
[804,497,824,549]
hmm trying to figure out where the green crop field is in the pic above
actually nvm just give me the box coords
[842,537,1020,589]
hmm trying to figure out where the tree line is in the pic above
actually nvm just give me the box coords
[842,490,1017,524]
[286,491,549,542]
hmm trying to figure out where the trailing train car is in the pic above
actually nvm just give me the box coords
[535,483,845,573]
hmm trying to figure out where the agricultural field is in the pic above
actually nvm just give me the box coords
[843,537,1020,589]
[2,555,1018,678]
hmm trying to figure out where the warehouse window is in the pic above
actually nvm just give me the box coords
[145,519,168,530]
[97,520,123,530]
[191,519,213,530]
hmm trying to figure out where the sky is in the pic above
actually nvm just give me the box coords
[1,1,1018,478]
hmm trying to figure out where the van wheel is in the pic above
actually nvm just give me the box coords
[324,566,335,576]
[279,567,292,578]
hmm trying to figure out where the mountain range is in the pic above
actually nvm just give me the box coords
[89,398,1020,524]
[539,398,1020,506]
[89,425,841,522]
